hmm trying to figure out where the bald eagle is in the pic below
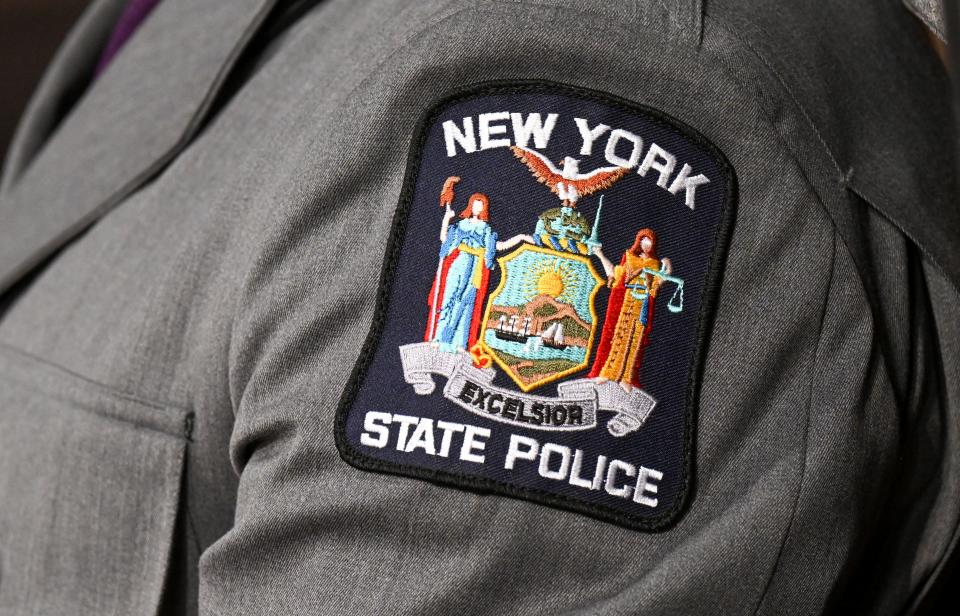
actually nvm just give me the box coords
[510,145,629,208]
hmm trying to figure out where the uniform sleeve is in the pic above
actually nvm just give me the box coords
[195,2,954,614]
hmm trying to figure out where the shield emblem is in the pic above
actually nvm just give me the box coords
[480,243,604,391]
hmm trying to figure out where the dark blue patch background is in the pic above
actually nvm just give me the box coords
[340,86,732,527]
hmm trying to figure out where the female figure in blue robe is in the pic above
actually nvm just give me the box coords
[425,188,531,353]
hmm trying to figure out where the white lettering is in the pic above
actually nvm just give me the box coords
[604,459,637,499]
[574,117,611,155]
[436,420,465,458]
[569,449,606,490]
[538,443,572,480]
[391,414,421,451]
[443,117,476,157]
[505,434,540,469]
[478,112,511,150]
[404,418,436,455]
[668,163,711,209]
[360,411,392,449]
[460,425,491,463]
[363,414,667,507]
[604,128,643,168]
[591,455,608,490]
[633,466,663,507]
[638,143,677,188]
[511,113,558,149]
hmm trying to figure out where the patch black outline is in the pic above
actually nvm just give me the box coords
[334,80,738,532]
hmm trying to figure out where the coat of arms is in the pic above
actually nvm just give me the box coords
[405,146,686,436]
[481,232,603,391]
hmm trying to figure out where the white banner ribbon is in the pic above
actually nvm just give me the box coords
[399,343,656,437]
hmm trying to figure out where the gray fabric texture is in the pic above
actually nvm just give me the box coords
[0,0,277,296]
[0,0,956,614]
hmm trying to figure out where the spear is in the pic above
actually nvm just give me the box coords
[585,195,604,250]
[427,176,461,340]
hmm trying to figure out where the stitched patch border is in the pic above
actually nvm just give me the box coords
[334,80,737,531]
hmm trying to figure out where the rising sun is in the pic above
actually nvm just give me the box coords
[537,271,565,297]
[522,258,578,303]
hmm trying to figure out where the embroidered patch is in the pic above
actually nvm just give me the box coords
[335,82,735,530]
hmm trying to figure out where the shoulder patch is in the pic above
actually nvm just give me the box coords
[336,81,736,531]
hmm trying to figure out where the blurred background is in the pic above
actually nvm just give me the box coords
[0,0,89,175]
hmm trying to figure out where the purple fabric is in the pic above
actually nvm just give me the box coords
[94,0,163,76]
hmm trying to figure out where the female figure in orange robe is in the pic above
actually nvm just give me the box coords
[589,228,672,392]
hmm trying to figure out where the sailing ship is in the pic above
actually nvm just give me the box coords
[493,315,567,350]
[539,322,566,349]
[493,315,530,343]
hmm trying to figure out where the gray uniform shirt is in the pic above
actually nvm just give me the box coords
[0,0,957,614]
